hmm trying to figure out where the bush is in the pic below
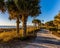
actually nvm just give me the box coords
[58,29,60,31]
[49,27,57,31]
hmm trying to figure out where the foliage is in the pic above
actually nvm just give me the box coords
[13,0,41,17]
[54,13,60,25]
[0,0,6,12]
[45,20,55,30]
[32,19,41,25]
[32,19,41,23]
[32,19,41,29]
[49,27,57,31]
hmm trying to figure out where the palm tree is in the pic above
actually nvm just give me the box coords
[37,19,41,29]
[32,19,41,29]
[32,19,37,28]
[0,0,41,37]
[13,0,41,37]
[7,0,22,35]
[0,0,21,36]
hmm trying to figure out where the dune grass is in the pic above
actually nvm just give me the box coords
[0,27,38,42]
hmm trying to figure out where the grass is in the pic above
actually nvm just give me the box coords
[0,27,39,42]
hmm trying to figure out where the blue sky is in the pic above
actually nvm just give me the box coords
[38,0,60,23]
[0,0,60,26]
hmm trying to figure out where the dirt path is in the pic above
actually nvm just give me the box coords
[0,29,60,48]
[25,29,60,48]
[27,29,60,48]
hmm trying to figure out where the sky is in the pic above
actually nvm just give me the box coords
[0,0,60,26]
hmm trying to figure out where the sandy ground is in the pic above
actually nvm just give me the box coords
[0,29,60,48]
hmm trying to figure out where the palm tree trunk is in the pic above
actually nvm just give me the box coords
[23,20,27,37]
[16,16,19,35]
[22,16,27,37]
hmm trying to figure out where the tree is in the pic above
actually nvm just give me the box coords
[0,0,6,12]
[7,0,22,36]
[45,21,55,29]
[13,0,41,37]
[32,19,41,29]
[54,13,60,30]
[0,0,41,37]
[0,0,21,36]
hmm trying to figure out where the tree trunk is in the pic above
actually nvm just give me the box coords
[23,20,27,37]
[16,16,19,35]
[22,16,27,37]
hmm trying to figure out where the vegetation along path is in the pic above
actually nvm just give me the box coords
[0,29,60,48]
